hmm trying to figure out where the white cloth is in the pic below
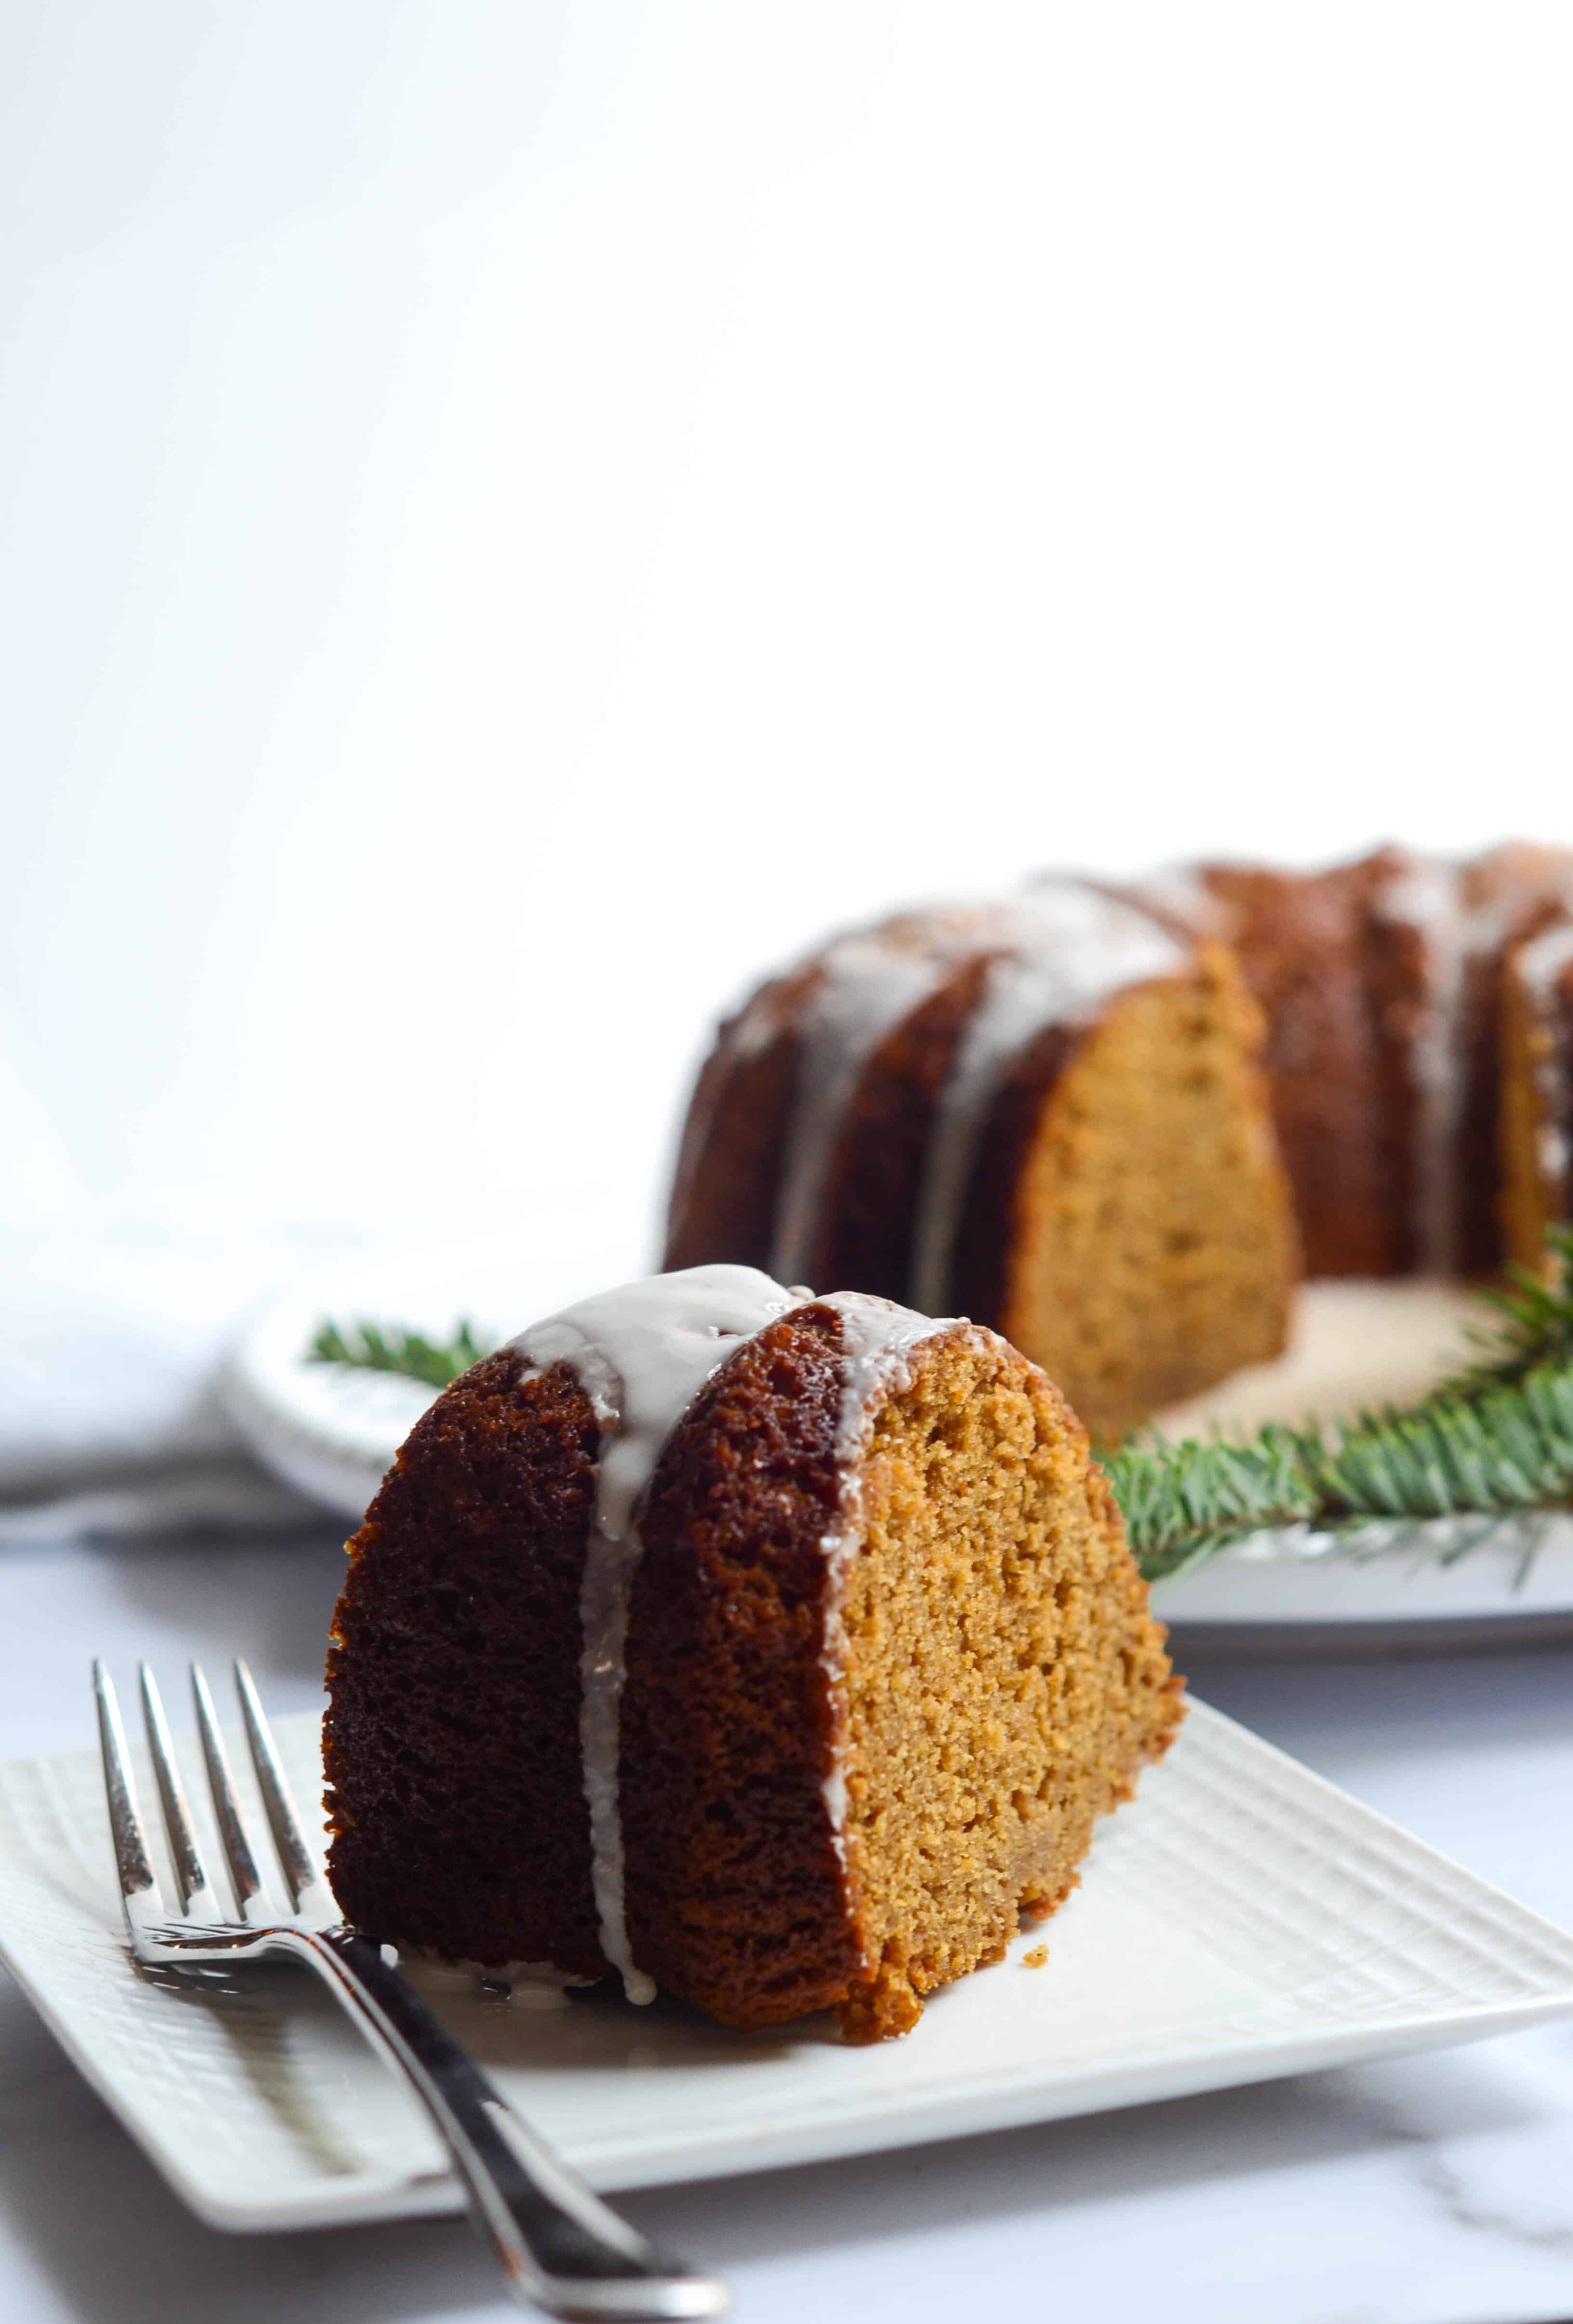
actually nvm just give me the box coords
[0,1220,348,1537]
[0,1015,634,1540]
[0,1002,365,1535]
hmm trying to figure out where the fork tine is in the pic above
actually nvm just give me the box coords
[93,1661,163,1935]
[190,1663,267,1924]
[139,1663,220,1920]
[233,1659,334,1919]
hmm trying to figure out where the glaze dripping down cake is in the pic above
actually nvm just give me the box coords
[664,884,1299,1442]
[666,843,1573,1436]
[324,1266,1183,2041]
[1500,908,1573,1270]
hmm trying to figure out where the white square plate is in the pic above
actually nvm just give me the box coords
[2,1699,1572,2233]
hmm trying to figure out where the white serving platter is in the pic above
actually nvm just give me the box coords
[223,1246,1573,1639]
[2,1701,1572,2233]
[1148,1280,1573,1639]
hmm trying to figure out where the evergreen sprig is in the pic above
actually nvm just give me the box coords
[1108,1227,1573,1584]
[308,1316,494,1389]
[1440,1226,1573,1392]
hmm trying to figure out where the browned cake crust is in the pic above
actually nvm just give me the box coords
[1362,844,1573,1277]
[813,956,996,1301]
[665,964,819,1278]
[1455,849,1573,1274]
[1198,843,1573,1280]
[666,917,986,1289]
[1359,857,1442,1277]
[325,1320,865,2004]
[324,1349,607,1975]
[947,1018,1077,1326]
[1196,858,1400,1278]
[619,1307,862,2025]
[1500,912,1573,1271]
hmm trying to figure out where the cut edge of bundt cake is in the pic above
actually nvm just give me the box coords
[824,1307,1183,2040]
[949,939,1297,1441]
[324,1265,1183,2044]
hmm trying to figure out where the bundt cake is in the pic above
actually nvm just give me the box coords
[666,843,1573,1434]
[324,1264,1183,2042]
[664,884,1299,1443]
[1127,843,1573,1280]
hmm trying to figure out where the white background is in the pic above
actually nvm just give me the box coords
[4,0,1573,1256]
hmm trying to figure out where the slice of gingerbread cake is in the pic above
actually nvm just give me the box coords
[324,1265,1182,2041]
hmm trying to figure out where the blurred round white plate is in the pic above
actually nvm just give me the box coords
[223,1258,1573,1643]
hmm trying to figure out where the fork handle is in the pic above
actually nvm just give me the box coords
[265,1926,726,2322]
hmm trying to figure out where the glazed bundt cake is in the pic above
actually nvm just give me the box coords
[1126,843,1573,1279]
[324,1265,1182,2042]
[666,843,1573,1434]
[665,884,1298,1443]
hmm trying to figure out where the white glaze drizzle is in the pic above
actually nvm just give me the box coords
[511,1264,805,2004]
[770,933,952,1285]
[1516,919,1573,1195]
[1517,917,1573,1005]
[768,885,1187,1296]
[1375,856,1470,1276]
[1372,854,1573,1272]
[808,1291,963,1847]
[908,887,1184,1316]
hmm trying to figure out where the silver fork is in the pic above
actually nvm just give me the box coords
[93,1657,728,2323]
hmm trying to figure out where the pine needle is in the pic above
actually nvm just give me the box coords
[1439,1226,1573,1392]
[308,1316,493,1389]
[1107,1228,1573,1584]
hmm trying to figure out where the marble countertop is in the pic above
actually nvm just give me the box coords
[1,1524,1571,2324]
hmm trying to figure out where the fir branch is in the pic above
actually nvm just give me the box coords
[1110,1225,1573,1585]
[308,1316,494,1389]
[1439,1225,1573,1393]
[1104,1425,1322,1583]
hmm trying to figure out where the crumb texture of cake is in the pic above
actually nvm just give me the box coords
[827,1321,1179,2039]
[324,1266,1182,2042]
[666,842,1573,1434]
